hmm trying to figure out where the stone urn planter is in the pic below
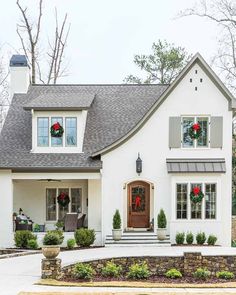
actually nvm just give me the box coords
[112,209,122,241]
[42,245,60,259]
[42,231,62,259]
[112,229,122,241]
[157,228,167,241]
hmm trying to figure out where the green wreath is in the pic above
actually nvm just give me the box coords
[51,122,64,138]
[57,192,70,207]
[189,123,202,140]
[190,186,204,203]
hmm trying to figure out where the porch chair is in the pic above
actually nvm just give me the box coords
[64,213,86,232]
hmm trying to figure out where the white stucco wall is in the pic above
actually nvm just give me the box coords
[101,61,232,246]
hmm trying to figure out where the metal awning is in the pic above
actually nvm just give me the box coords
[166,158,226,173]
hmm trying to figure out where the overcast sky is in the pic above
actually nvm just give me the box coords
[0,0,219,84]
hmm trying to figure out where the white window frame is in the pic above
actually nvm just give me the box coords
[31,110,88,153]
[46,187,83,222]
[181,115,210,149]
[174,181,217,221]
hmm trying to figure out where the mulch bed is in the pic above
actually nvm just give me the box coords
[61,275,236,284]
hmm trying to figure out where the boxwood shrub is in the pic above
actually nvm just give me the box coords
[74,228,95,247]
[72,263,95,280]
[14,230,37,248]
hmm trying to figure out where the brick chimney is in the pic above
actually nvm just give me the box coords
[9,55,30,96]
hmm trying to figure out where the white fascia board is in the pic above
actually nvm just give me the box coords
[12,172,101,180]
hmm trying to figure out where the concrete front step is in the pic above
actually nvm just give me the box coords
[105,232,171,247]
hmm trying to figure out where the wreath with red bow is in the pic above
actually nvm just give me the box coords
[189,123,202,140]
[51,122,64,138]
[190,186,204,203]
[57,192,70,207]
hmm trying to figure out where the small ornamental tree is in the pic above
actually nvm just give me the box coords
[157,209,167,228]
[113,210,121,229]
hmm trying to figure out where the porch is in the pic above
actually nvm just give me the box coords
[0,171,102,247]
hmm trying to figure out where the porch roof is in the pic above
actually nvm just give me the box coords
[166,158,226,173]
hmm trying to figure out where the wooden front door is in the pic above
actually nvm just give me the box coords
[128,181,150,228]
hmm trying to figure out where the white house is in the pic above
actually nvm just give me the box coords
[0,53,234,247]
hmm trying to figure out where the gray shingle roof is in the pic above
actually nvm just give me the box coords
[0,84,168,171]
[166,158,226,173]
[24,92,95,110]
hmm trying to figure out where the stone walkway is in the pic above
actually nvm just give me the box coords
[1,246,236,295]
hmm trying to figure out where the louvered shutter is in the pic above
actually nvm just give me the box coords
[210,116,223,148]
[169,117,181,148]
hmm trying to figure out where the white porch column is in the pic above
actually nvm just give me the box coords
[0,170,13,247]
[88,179,102,245]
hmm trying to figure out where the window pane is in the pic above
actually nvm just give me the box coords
[51,117,63,147]
[176,184,188,219]
[182,117,194,147]
[71,188,82,213]
[66,118,77,146]
[46,189,56,221]
[197,117,208,147]
[37,118,49,146]
[205,183,216,219]
[58,188,70,220]
[191,183,202,219]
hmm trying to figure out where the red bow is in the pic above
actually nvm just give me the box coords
[53,122,61,131]
[135,196,141,208]
[192,123,200,131]
[60,192,66,200]
[193,186,200,195]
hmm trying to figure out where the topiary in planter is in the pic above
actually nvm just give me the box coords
[157,209,167,228]
[113,210,121,229]
[74,228,95,247]
[14,230,37,248]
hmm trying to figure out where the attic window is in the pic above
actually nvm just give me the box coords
[200,78,203,83]
[195,87,198,91]
[190,78,192,83]
[195,70,198,74]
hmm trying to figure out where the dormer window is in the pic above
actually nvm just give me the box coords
[36,116,78,148]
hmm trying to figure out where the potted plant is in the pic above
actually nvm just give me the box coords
[157,209,167,240]
[42,232,61,259]
[112,209,122,241]
[55,220,64,231]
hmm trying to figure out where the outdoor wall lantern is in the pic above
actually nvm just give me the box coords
[136,153,142,175]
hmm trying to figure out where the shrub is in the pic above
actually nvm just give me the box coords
[157,209,167,228]
[186,232,194,245]
[74,228,95,247]
[27,239,38,249]
[14,230,37,248]
[165,268,182,279]
[194,268,211,280]
[175,232,185,245]
[101,261,122,277]
[207,235,217,246]
[113,210,121,229]
[127,262,150,280]
[196,232,206,245]
[55,221,64,230]
[216,271,234,280]
[43,232,61,245]
[67,238,76,250]
[33,224,40,232]
[232,240,236,247]
[72,263,95,280]
[47,230,64,244]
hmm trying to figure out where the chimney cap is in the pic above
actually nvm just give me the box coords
[10,55,28,67]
